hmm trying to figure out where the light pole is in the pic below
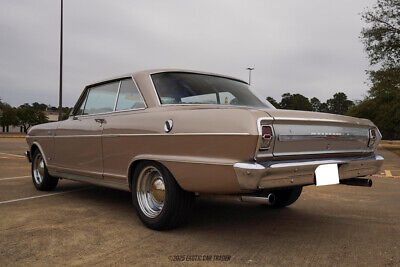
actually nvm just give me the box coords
[246,67,254,85]
[58,0,63,121]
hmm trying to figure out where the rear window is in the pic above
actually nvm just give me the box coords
[151,72,272,108]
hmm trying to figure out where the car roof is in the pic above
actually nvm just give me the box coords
[87,69,248,87]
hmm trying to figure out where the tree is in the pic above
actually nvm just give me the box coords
[348,0,400,139]
[0,102,18,131]
[266,97,280,108]
[32,102,48,111]
[361,0,400,67]
[347,67,400,139]
[279,93,313,111]
[326,92,354,115]
[310,97,322,112]
[16,103,48,132]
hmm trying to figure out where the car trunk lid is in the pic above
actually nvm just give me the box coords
[259,109,378,157]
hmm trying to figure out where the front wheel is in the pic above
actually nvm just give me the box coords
[132,161,194,230]
[31,150,59,191]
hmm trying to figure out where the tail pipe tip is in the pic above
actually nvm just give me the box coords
[240,193,276,205]
[340,178,373,187]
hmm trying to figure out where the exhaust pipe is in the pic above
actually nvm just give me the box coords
[240,193,276,205]
[340,178,373,187]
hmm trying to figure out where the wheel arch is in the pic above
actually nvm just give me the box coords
[127,157,182,192]
[30,142,49,166]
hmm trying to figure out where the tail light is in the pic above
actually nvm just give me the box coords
[260,125,273,150]
[368,129,377,148]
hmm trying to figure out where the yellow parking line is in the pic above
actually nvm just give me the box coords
[0,152,25,158]
[384,170,393,177]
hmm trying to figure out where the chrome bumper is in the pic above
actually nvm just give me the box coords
[233,155,384,190]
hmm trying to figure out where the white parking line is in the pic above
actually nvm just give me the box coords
[0,187,89,205]
[0,175,31,181]
[0,152,25,158]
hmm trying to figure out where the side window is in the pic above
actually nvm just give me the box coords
[75,94,87,116]
[115,78,145,111]
[83,81,119,115]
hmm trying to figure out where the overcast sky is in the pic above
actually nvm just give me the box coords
[0,0,374,107]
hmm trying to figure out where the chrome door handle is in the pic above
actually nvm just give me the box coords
[94,118,106,124]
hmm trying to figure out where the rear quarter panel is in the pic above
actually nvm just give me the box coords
[102,107,266,193]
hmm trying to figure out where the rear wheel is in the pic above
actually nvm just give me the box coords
[132,161,194,230]
[31,150,59,191]
[267,186,302,208]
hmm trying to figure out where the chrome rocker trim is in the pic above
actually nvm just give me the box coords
[233,155,384,190]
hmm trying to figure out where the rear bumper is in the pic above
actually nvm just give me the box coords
[233,154,384,190]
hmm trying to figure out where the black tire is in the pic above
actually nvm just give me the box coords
[268,186,302,208]
[132,161,194,230]
[31,149,59,191]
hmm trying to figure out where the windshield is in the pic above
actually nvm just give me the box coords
[151,72,274,109]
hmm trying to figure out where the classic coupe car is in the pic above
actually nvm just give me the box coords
[26,69,384,230]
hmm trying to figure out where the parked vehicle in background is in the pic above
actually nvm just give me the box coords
[25,69,384,230]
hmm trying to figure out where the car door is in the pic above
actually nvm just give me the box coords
[53,81,120,179]
[101,77,147,184]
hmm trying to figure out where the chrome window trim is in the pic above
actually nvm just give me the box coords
[113,81,122,111]
[72,107,147,119]
[82,91,89,115]
[73,76,147,118]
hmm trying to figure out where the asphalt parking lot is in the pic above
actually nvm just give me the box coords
[1,138,400,266]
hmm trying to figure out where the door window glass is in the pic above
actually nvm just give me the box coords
[115,79,145,111]
[83,81,119,115]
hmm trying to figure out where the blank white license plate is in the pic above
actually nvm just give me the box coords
[315,164,340,186]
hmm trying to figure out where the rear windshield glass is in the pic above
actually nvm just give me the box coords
[151,72,273,108]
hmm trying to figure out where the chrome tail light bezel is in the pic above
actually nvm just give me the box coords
[260,125,274,151]
[368,128,377,148]
[254,117,275,160]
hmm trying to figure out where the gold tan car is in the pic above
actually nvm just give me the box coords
[25,69,384,230]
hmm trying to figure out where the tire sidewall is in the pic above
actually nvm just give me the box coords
[132,161,176,228]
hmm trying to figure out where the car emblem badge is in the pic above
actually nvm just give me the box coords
[164,120,173,133]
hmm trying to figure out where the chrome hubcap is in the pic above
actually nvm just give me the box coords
[136,166,165,218]
[33,153,45,184]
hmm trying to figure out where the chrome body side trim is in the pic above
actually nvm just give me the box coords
[233,154,384,190]
[49,170,130,192]
[31,132,251,138]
